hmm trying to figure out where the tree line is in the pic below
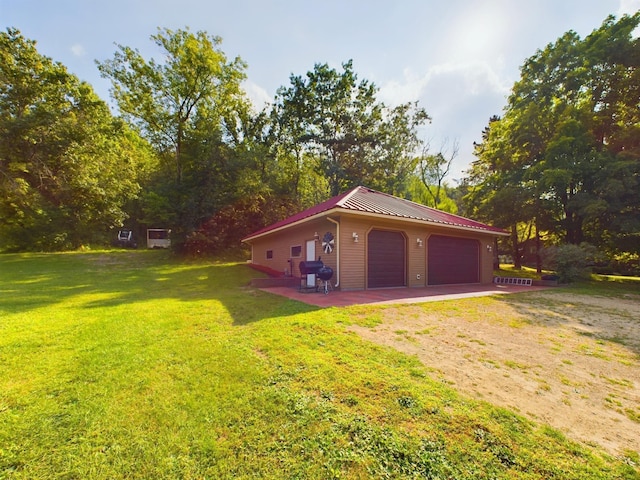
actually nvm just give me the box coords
[1,14,638,273]
[464,13,639,273]
[1,27,449,253]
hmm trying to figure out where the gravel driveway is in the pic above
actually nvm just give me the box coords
[349,290,640,456]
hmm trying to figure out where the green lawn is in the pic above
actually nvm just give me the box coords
[1,251,638,479]
[494,265,549,279]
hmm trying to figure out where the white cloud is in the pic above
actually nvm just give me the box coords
[242,80,272,112]
[70,44,86,57]
[378,61,511,108]
[377,69,428,106]
[443,2,513,64]
[618,0,640,38]
[618,0,640,15]
[377,61,514,182]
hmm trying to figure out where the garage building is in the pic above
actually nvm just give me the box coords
[242,186,508,290]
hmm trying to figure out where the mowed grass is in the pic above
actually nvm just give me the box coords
[0,251,638,479]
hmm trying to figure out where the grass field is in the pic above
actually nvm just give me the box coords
[1,251,638,479]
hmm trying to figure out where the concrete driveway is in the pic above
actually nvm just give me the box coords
[259,283,548,308]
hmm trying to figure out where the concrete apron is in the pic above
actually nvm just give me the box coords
[258,284,549,308]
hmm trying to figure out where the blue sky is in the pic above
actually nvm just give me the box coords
[2,0,639,181]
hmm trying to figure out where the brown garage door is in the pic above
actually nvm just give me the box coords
[367,230,406,288]
[428,235,479,285]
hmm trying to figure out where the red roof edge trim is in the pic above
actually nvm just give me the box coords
[241,188,355,242]
[242,186,508,242]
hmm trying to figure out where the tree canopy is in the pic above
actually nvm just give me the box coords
[271,60,430,198]
[97,28,257,242]
[465,13,640,265]
[0,28,154,251]
[97,27,249,185]
[2,13,638,266]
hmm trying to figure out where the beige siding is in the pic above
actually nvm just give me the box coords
[479,235,495,284]
[340,216,427,289]
[338,216,369,290]
[247,218,337,279]
[406,226,426,287]
[246,212,500,290]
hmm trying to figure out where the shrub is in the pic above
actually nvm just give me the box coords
[541,244,592,283]
[609,252,640,276]
[182,194,299,256]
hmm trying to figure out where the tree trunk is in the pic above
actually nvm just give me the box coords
[511,225,522,269]
[535,226,542,274]
[176,126,183,185]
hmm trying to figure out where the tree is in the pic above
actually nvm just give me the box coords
[272,60,430,197]
[0,28,153,251]
[417,139,458,208]
[403,176,458,214]
[370,101,431,196]
[509,13,640,253]
[464,13,640,264]
[98,28,260,244]
[465,115,537,268]
[181,193,298,256]
[98,27,248,185]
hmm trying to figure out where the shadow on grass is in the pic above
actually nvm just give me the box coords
[0,250,318,325]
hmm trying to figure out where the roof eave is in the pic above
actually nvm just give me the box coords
[242,207,508,243]
[341,209,509,236]
[241,207,343,243]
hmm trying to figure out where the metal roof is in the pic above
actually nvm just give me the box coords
[242,186,507,242]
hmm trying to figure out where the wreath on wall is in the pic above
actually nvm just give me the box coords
[322,232,334,254]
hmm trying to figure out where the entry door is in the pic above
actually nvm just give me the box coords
[306,240,316,287]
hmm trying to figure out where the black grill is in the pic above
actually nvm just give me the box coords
[299,258,334,294]
[299,260,324,276]
[317,266,333,281]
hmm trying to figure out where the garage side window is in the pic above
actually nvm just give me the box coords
[290,245,302,258]
[266,250,273,260]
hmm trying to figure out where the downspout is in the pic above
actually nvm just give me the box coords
[326,217,340,287]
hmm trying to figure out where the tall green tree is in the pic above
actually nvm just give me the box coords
[403,176,458,214]
[98,27,248,184]
[272,60,430,197]
[0,28,153,251]
[98,28,254,237]
[515,13,639,251]
[466,115,538,267]
[465,13,640,260]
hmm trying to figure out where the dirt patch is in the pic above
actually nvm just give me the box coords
[348,292,640,456]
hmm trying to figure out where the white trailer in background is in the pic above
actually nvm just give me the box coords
[147,229,171,249]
